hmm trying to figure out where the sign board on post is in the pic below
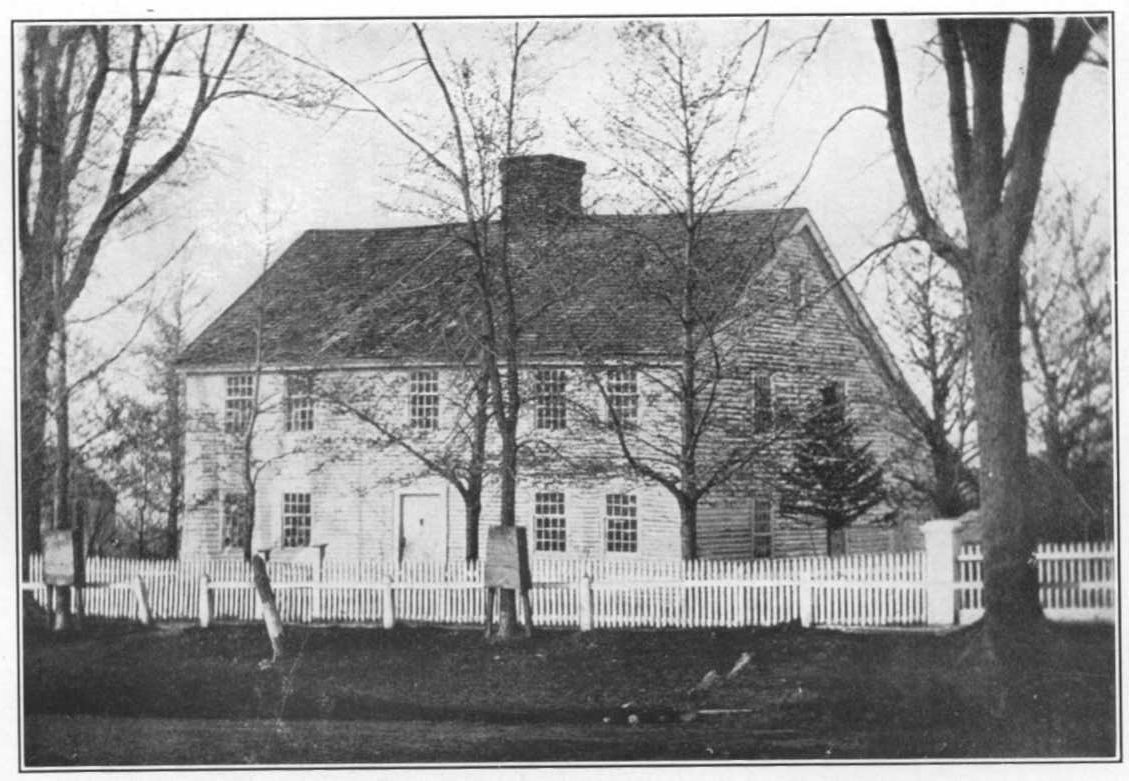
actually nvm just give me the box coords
[484,525,532,591]
[43,530,75,586]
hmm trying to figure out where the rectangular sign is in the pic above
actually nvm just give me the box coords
[483,525,532,591]
[43,530,75,586]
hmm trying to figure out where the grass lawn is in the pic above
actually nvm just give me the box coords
[22,618,1118,765]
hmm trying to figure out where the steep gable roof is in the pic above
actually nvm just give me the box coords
[178,208,808,367]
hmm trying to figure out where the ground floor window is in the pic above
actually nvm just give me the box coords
[752,497,772,558]
[533,491,567,552]
[605,494,638,553]
[222,492,249,551]
[282,492,312,547]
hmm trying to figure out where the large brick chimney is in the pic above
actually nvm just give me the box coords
[499,154,585,229]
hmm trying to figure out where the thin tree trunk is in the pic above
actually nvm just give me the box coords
[252,554,285,663]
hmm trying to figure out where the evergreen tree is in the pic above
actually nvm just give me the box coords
[778,383,887,556]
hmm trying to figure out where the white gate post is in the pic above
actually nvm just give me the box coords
[381,576,395,630]
[198,574,213,628]
[921,519,962,626]
[577,574,594,632]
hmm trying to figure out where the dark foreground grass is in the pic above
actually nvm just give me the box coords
[22,619,1118,764]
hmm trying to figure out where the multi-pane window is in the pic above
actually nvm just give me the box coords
[752,373,773,433]
[285,374,315,432]
[606,368,638,428]
[534,369,567,430]
[605,494,638,553]
[752,497,772,558]
[409,370,440,430]
[224,374,254,434]
[821,380,846,413]
[222,492,249,551]
[282,492,311,548]
[533,492,567,552]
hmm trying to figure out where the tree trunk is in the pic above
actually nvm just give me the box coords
[495,414,519,638]
[967,240,1042,630]
[20,327,50,578]
[252,554,285,663]
[166,368,183,558]
[678,494,698,560]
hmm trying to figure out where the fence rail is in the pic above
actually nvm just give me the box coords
[957,541,1116,623]
[22,540,1114,630]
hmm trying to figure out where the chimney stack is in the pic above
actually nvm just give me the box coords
[499,154,585,229]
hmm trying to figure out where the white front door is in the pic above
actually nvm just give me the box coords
[399,493,446,564]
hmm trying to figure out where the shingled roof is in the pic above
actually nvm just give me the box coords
[178,208,808,368]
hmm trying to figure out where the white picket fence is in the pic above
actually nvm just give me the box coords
[957,541,1117,623]
[21,541,1114,630]
[24,552,928,629]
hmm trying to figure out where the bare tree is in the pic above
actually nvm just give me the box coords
[283,22,570,635]
[871,17,1107,636]
[568,21,791,559]
[884,243,976,517]
[17,23,256,578]
[1020,182,1111,528]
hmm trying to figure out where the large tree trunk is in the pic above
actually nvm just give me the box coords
[966,237,1042,630]
[678,494,698,561]
[166,368,183,558]
[20,325,50,578]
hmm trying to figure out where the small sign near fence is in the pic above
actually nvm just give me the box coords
[43,530,75,586]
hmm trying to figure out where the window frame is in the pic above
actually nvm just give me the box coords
[221,492,249,552]
[532,491,567,553]
[534,368,568,430]
[284,373,315,433]
[281,492,312,548]
[751,372,774,433]
[604,493,638,554]
[407,369,440,430]
[224,374,255,434]
[752,497,773,559]
[605,368,639,429]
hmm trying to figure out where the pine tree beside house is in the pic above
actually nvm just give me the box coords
[778,382,888,556]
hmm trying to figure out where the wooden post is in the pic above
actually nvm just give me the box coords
[578,574,594,632]
[311,544,326,622]
[198,574,212,628]
[799,570,814,628]
[132,574,152,626]
[381,575,395,630]
[921,519,962,626]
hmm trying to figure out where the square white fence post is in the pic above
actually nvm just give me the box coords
[132,574,152,626]
[381,576,396,630]
[799,571,814,628]
[198,574,213,628]
[921,519,962,626]
[577,574,594,632]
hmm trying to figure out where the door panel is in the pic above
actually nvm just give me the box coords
[400,493,446,564]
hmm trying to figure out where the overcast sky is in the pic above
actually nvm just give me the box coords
[31,15,1113,404]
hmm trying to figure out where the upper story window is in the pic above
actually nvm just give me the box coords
[606,368,638,428]
[605,493,638,553]
[222,492,249,551]
[224,374,254,434]
[752,373,773,433]
[789,269,807,310]
[533,491,566,553]
[821,380,846,413]
[282,492,312,548]
[409,370,440,430]
[752,497,772,558]
[285,374,315,432]
[534,369,567,430]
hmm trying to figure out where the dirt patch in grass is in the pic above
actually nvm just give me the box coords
[22,619,1118,762]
